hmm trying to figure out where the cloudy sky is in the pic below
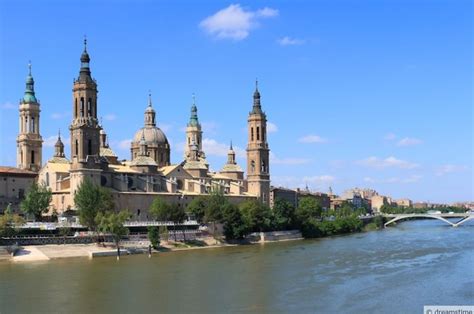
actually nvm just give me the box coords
[0,0,472,203]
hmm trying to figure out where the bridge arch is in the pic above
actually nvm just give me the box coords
[453,215,474,227]
[384,214,455,227]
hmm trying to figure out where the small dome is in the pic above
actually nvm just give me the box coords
[81,51,90,63]
[145,105,155,113]
[132,126,169,146]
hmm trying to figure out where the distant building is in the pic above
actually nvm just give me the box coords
[0,166,37,213]
[395,199,412,208]
[371,195,389,213]
[270,187,330,210]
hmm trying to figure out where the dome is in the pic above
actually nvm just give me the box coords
[145,105,155,113]
[132,126,169,146]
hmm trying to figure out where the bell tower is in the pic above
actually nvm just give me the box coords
[17,62,43,172]
[69,38,103,193]
[246,80,270,205]
[184,94,206,163]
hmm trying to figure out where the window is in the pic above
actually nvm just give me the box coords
[80,97,84,117]
[45,173,49,186]
[87,98,92,116]
[31,150,35,164]
[261,160,266,173]
[31,117,35,133]
[88,139,92,155]
[251,160,255,173]
[75,98,78,117]
[262,127,265,142]
[257,127,260,141]
[251,127,254,141]
[75,140,79,156]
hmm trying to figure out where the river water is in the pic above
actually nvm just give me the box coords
[0,220,473,313]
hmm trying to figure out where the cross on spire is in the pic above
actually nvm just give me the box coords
[83,35,87,51]
[28,60,32,76]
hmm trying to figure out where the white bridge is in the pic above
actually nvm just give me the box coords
[383,213,473,228]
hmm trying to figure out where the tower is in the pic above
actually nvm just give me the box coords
[54,130,65,158]
[184,94,206,164]
[17,62,43,172]
[69,38,103,192]
[246,80,270,205]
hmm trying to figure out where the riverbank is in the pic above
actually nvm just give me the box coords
[1,232,304,263]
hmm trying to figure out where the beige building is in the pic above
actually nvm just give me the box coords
[0,166,37,213]
[29,40,271,216]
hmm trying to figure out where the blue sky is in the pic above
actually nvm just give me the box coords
[0,0,472,203]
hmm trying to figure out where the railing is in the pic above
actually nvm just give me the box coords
[17,220,200,230]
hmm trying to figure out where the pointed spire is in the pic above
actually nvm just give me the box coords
[144,92,156,126]
[23,61,37,103]
[83,35,87,52]
[252,79,262,114]
[148,90,152,107]
[54,129,65,158]
[188,93,199,127]
[230,140,233,151]
[79,36,91,78]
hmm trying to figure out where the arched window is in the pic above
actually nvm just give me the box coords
[87,98,92,116]
[31,117,35,133]
[251,127,254,141]
[251,160,255,173]
[262,127,265,142]
[261,160,266,173]
[31,150,35,164]
[75,140,79,156]
[80,97,84,117]
[257,127,260,141]
[45,172,50,186]
[87,139,92,155]
[75,98,78,117]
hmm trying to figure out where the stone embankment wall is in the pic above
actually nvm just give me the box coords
[0,236,114,246]
[248,230,303,242]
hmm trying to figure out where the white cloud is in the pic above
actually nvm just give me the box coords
[104,114,117,121]
[272,175,335,190]
[435,164,468,176]
[397,137,422,147]
[267,122,278,133]
[43,135,70,148]
[199,4,278,40]
[117,139,132,150]
[202,121,218,135]
[1,102,15,110]
[203,138,245,158]
[384,133,397,141]
[357,156,419,169]
[298,134,327,144]
[270,152,311,165]
[277,36,305,46]
[363,175,422,184]
[159,123,172,133]
[51,112,70,120]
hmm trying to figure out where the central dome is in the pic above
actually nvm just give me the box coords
[133,126,168,145]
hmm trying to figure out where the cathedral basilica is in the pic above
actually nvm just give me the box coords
[15,40,271,217]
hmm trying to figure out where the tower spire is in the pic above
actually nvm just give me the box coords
[252,79,262,114]
[148,90,152,107]
[23,61,37,103]
[188,93,199,126]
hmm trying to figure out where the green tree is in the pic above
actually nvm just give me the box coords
[0,213,25,237]
[239,200,273,232]
[74,179,114,232]
[20,182,52,221]
[221,202,249,240]
[295,197,322,226]
[170,204,187,242]
[96,210,130,258]
[186,196,209,223]
[57,226,71,244]
[272,198,296,230]
[149,197,172,221]
[147,226,160,249]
